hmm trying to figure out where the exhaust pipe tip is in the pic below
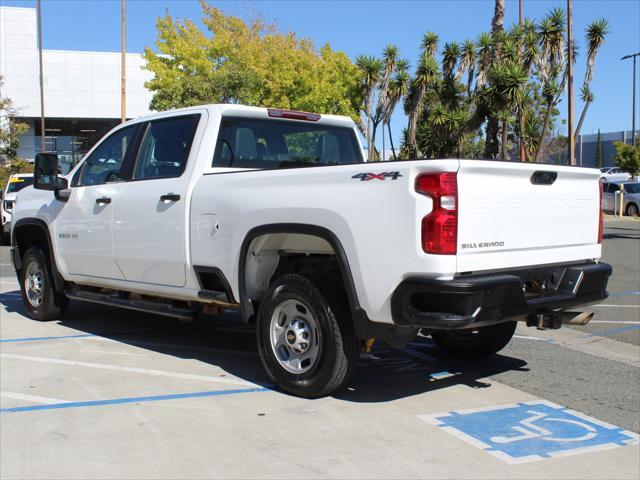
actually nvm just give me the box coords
[562,310,594,326]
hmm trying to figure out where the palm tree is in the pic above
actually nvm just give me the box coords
[487,62,528,160]
[475,32,493,90]
[356,55,383,160]
[405,53,439,156]
[458,39,476,94]
[371,44,399,161]
[483,0,505,158]
[534,8,567,162]
[383,59,410,159]
[442,42,460,79]
[421,32,439,57]
[574,18,609,143]
[491,0,505,37]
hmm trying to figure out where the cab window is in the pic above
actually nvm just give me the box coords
[76,125,139,186]
[212,116,364,169]
[133,115,199,180]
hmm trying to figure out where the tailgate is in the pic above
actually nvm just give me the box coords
[456,160,602,273]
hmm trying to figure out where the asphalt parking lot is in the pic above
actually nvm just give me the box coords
[1,219,639,479]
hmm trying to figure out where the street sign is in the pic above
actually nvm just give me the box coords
[419,400,639,464]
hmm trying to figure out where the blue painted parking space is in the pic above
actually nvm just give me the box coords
[420,400,639,464]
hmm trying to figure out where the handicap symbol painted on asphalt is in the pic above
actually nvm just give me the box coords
[419,400,639,464]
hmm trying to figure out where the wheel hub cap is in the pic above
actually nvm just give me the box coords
[24,261,44,307]
[269,299,321,374]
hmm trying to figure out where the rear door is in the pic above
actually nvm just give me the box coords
[113,114,201,287]
[456,160,601,273]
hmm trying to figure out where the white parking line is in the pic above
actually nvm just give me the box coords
[0,353,258,388]
[0,391,69,405]
[593,305,640,308]
[589,320,640,324]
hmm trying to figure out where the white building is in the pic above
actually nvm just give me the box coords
[0,6,153,170]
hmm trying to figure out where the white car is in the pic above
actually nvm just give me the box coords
[9,104,611,397]
[600,167,631,182]
[1,173,33,243]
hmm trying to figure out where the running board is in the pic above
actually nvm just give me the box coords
[65,290,196,322]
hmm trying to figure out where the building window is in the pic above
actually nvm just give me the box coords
[29,118,121,174]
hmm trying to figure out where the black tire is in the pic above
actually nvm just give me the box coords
[19,246,68,321]
[431,321,517,358]
[256,273,360,398]
[626,203,639,217]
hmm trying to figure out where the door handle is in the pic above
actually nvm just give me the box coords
[95,197,111,205]
[160,193,181,203]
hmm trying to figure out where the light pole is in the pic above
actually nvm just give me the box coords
[37,0,45,152]
[121,0,126,123]
[567,0,575,165]
[621,52,639,147]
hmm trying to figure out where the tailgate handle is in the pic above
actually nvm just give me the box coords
[530,171,558,185]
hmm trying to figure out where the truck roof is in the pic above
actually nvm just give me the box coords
[127,104,357,130]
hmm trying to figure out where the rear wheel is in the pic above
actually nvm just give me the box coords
[431,321,516,358]
[626,203,639,217]
[19,246,68,321]
[256,274,359,398]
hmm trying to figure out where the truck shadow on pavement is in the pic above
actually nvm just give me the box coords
[0,292,529,403]
[603,225,640,240]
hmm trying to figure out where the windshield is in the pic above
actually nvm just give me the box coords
[5,176,33,194]
[213,116,364,169]
[600,168,609,173]
[623,183,640,194]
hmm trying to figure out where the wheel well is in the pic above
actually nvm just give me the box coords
[12,220,65,291]
[243,233,340,302]
[238,224,370,338]
[13,224,50,264]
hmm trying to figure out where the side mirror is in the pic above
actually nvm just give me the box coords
[34,152,70,201]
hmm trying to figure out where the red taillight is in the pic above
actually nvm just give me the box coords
[598,178,603,244]
[267,108,321,122]
[416,173,458,254]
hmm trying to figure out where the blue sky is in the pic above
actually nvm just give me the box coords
[4,0,640,151]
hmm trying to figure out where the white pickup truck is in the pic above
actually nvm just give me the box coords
[10,104,611,397]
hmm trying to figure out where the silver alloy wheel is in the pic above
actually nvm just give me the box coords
[269,298,321,374]
[627,203,639,217]
[24,260,44,308]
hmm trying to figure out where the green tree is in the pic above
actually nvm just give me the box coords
[143,2,363,123]
[595,129,603,168]
[355,55,383,160]
[390,6,608,162]
[0,77,29,163]
[483,0,505,158]
[404,32,439,157]
[573,19,609,143]
[0,77,31,188]
[613,141,640,177]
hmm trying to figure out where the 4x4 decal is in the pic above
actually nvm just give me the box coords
[352,172,402,181]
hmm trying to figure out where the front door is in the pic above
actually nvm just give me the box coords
[113,114,201,287]
[55,124,140,279]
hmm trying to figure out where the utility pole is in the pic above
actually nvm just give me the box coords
[37,0,45,152]
[621,52,639,147]
[519,0,526,161]
[121,0,126,123]
[567,0,575,165]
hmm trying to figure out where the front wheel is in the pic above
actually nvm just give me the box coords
[626,203,639,217]
[431,321,517,358]
[19,246,68,321]
[256,274,360,398]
